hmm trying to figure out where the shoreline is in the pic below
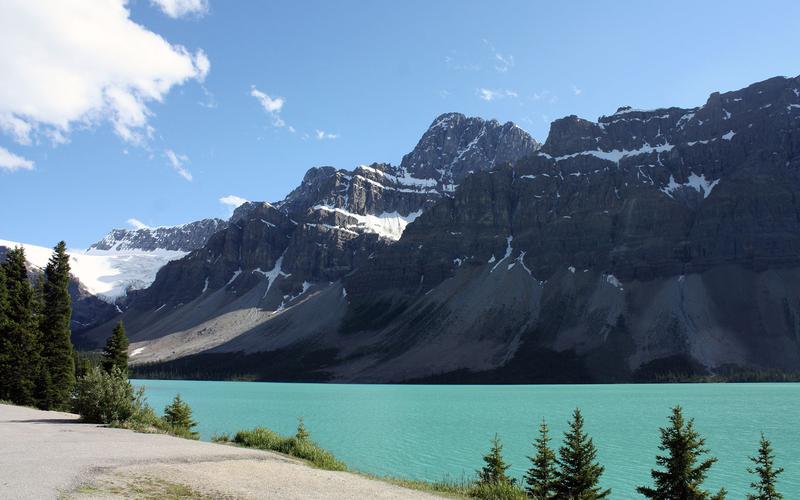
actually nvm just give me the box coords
[0,403,444,499]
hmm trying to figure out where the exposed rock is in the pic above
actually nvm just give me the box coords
[91,75,800,382]
[89,218,227,252]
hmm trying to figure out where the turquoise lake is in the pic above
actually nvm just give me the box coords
[133,380,799,497]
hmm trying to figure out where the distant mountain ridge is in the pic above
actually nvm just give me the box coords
[68,75,800,382]
[88,218,227,252]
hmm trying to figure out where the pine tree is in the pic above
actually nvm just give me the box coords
[556,408,610,499]
[637,405,726,499]
[295,416,310,441]
[38,242,75,410]
[525,419,558,499]
[0,248,41,405]
[0,263,9,400]
[163,393,198,437]
[102,321,129,374]
[747,433,783,500]
[478,433,512,485]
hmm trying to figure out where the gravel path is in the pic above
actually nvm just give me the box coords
[0,404,442,499]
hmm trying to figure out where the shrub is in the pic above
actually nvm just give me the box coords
[233,426,347,471]
[469,480,527,500]
[73,366,135,424]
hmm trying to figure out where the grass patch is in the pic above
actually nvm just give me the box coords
[230,427,348,471]
[69,475,214,499]
[370,475,473,498]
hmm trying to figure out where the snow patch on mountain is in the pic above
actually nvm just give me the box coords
[0,239,186,302]
[660,172,720,199]
[313,205,422,240]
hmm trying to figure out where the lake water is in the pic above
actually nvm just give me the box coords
[133,380,799,497]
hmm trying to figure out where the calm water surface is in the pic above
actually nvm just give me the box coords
[132,380,799,497]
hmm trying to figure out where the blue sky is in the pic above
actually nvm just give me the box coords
[2,0,800,248]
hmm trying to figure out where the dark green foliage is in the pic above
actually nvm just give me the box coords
[73,366,135,423]
[637,406,726,499]
[0,248,41,405]
[234,426,347,471]
[102,321,129,374]
[747,433,783,500]
[39,241,75,410]
[0,264,9,400]
[478,434,513,486]
[525,419,558,499]
[162,394,198,438]
[295,416,310,441]
[556,408,610,499]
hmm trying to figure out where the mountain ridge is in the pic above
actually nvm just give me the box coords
[58,74,800,381]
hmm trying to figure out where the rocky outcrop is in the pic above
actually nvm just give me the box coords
[88,218,227,252]
[92,75,800,382]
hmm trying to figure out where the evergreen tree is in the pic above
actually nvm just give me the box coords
[163,394,198,437]
[0,248,40,405]
[0,263,9,400]
[295,416,310,441]
[525,419,558,499]
[38,241,75,410]
[102,321,129,374]
[556,408,610,499]
[478,434,512,485]
[637,406,726,499]
[747,433,783,500]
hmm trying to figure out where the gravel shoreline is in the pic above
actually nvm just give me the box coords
[0,403,442,499]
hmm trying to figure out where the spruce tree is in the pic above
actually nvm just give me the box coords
[295,416,310,441]
[556,408,610,499]
[747,433,783,500]
[163,394,198,437]
[0,263,9,400]
[525,419,558,499]
[39,241,75,410]
[102,321,129,374]
[637,405,726,499]
[478,434,512,485]
[0,248,41,406]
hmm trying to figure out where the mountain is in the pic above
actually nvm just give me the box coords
[86,75,800,382]
[88,219,227,253]
[0,219,226,334]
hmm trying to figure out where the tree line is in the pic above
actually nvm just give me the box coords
[0,243,75,409]
[477,407,784,499]
[0,244,138,409]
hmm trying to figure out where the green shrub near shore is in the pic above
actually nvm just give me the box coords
[230,423,347,471]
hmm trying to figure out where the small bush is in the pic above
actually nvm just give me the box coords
[211,432,231,443]
[469,480,527,500]
[73,366,135,424]
[233,426,347,471]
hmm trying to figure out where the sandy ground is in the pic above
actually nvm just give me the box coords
[0,404,442,499]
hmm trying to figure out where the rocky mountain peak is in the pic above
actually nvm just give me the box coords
[89,218,227,253]
[399,112,540,186]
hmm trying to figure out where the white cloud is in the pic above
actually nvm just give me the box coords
[315,130,339,140]
[219,195,248,208]
[127,218,151,230]
[478,88,518,102]
[572,85,583,96]
[150,0,209,18]
[165,149,192,181]
[250,86,288,128]
[0,146,34,172]
[0,0,209,146]
[482,39,514,73]
[494,52,515,73]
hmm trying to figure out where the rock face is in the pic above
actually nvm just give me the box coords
[89,75,800,382]
[88,219,227,252]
